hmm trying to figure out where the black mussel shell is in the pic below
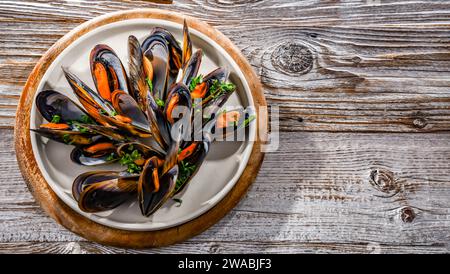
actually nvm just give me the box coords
[36,90,93,124]
[73,171,138,213]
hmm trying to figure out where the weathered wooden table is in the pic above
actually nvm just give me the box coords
[1,0,450,254]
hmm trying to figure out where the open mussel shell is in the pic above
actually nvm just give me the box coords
[182,19,193,70]
[204,67,229,85]
[71,123,130,142]
[128,35,149,113]
[71,140,117,166]
[138,158,178,217]
[142,35,170,101]
[90,44,130,100]
[174,135,211,195]
[36,90,93,123]
[110,90,151,132]
[211,109,254,139]
[31,128,94,146]
[73,171,139,213]
[142,27,182,73]
[182,49,202,87]
[62,67,116,125]
[164,83,192,125]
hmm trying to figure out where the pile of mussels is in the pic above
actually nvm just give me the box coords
[32,21,254,217]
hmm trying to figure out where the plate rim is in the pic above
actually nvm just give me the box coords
[14,8,267,248]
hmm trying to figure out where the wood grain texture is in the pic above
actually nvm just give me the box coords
[4,129,450,253]
[1,1,450,132]
[2,0,450,253]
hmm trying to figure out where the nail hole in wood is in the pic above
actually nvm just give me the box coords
[271,42,313,75]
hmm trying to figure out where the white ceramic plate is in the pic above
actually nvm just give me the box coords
[29,18,256,231]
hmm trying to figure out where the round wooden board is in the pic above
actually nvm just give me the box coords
[14,9,266,248]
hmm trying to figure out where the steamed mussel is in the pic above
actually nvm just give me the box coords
[32,20,255,217]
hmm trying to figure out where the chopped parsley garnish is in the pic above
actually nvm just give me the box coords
[62,133,72,144]
[111,110,118,116]
[173,198,182,207]
[209,80,235,98]
[146,77,153,93]
[106,153,116,161]
[71,122,90,133]
[175,161,196,191]
[119,149,143,174]
[242,115,256,128]
[78,126,89,133]
[99,109,107,115]
[189,75,203,91]
[156,98,165,108]
[202,80,236,105]
[80,114,94,124]
[51,114,61,123]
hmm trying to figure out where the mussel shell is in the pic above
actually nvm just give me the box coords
[72,171,133,200]
[90,44,129,96]
[142,27,182,73]
[174,136,211,195]
[73,171,138,212]
[142,36,170,101]
[100,114,152,138]
[36,90,92,123]
[211,110,252,140]
[71,140,117,166]
[146,106,171,151]
[128,35,148,112]
[204,68,229,85]
[62,67,116,123]
[31,128,94,146]
[182,20,193,70]
[164,83,192,125]
[202,89,234,122]
[110,90,151,133]
[181,49,202,87]
[70,123,130,142]
[138,161,178,217]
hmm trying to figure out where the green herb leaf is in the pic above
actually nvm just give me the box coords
[242,115,256,128]
[80,114,94,124]
[156,98,165,108]
[62,133,73,145]
[189,75,203,91]
[119,149,143,174]
[106,153,116,161]
[98,109,107,115]
[146,77,153,93]
[51,114,61,123]
[175,161,197,191]
[111,110,118,116]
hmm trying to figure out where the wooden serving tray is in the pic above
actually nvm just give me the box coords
[14,9,266,248]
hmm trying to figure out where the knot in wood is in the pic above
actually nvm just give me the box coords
[400,207,416,223]
[369,168,398,195]
[271,42,313,75]
[412,117,427,129]
[209,244,221,253]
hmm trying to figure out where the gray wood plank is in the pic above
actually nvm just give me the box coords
[1,1,450,131]
[2,129,450,253]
